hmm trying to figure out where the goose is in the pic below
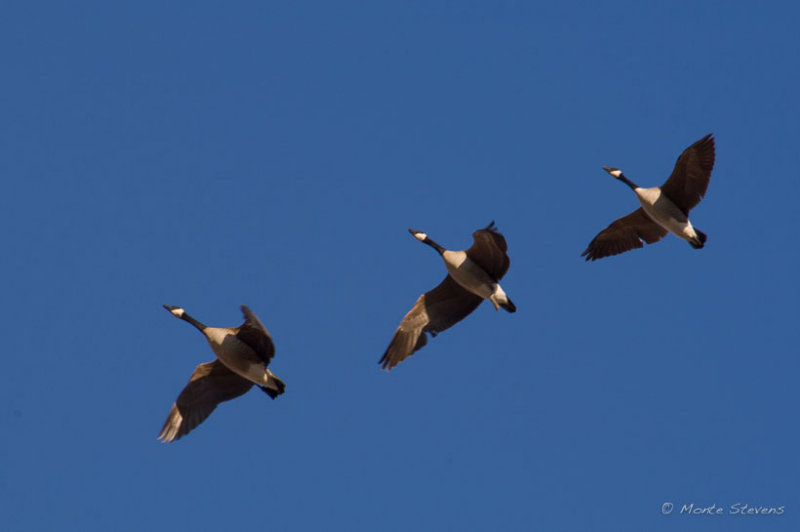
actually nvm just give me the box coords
[582,133,715,261]
[158,304,285,442]
[380,222,516,371]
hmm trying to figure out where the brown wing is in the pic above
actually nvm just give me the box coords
[379,276,483,370]
[157,361,254,443]
[465,221,511,280]
[659,134,715,215]
[236,305,276,364]
[582,208,668,261]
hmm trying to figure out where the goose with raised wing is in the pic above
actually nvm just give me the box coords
[380,222,516,371]
[158,304,285,442]
[582,134,715,261]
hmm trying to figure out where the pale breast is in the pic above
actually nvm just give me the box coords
[203,328,269,385]
[636,187,691,235]
[442,250,495,300]
[634,186,662,207]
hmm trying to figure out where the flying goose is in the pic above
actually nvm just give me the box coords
[158,305,285,442]
[582,133,715,261]
[380,222,516,371]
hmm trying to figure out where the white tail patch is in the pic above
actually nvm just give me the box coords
[492,284,509,305]
[681,222,699,241]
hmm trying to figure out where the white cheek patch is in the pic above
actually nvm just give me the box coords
[609,169,623,178]
[413,232,427,242]
[170,308,185,318]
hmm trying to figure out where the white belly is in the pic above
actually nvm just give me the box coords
[204,329,269,385]
[441,250,496,300]
[636,187,698,242]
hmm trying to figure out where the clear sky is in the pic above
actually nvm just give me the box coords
[2,1,799,531]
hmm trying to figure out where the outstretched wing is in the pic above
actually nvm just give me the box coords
[379,276,483,370]
[659,133,715,215]
[466,221,511,280]
[237,305,276,364]
[582,208,668,261]
[158,361,254,443]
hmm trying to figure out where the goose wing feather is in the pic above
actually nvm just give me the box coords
[659,133,715,215]
[236,305,276,364]
[466,221,510,280]
[379,276,483,370]
[158,360,254,442]
[582,208,668,261]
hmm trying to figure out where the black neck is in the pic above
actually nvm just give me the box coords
[422,237,446,255]
[618,174,639,190]
[181,313,207,332]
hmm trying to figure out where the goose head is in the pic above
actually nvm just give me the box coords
[602,166,625,179]
[163,305,185,318]
[408,229,428,242]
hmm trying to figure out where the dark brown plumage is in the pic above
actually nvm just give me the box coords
[158,305,285,443]
[158,361,254,443]
[581,208,669,261]
[467,221,510,280]
[582,134,715,261]
[380,222,514,371]
[659,133,715,215]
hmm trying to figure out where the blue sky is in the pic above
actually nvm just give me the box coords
[2,1,799,530]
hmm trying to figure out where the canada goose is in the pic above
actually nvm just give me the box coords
[158,305,285,442]
[582,134,715,261]
[380,222,516,371]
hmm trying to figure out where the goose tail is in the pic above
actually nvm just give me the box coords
[499,297,516,313]
[260,373,286,399]
[690,229,707,249]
